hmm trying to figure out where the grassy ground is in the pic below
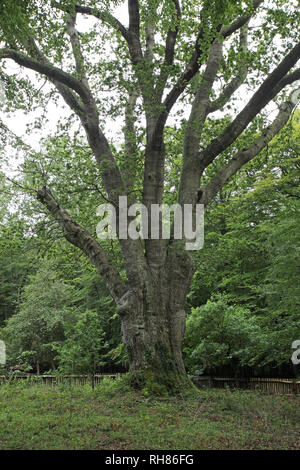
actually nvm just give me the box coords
[0,377,299,450]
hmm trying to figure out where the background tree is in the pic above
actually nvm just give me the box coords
[0,178,40,324]
[0,0,299,390]
[1,261,75,373]
[183,295,260,376]
[54,309,107,387]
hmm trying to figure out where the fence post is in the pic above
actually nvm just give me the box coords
[292,379,297,396]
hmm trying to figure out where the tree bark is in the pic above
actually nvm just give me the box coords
[117,244,194,392]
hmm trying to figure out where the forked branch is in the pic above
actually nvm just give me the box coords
[201,92,299,205]
[198,43,300,172]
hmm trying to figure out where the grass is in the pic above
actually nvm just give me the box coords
[0,377,299,450]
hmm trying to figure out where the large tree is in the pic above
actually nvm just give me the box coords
[0,0,299,390]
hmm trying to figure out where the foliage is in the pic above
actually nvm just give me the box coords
[1,261,75,371]
[0,191,39,325]
[186,113,300,375]
[184,295,261,375]
[54,309,107,376]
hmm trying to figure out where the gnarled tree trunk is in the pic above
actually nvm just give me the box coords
[117,246,194,391]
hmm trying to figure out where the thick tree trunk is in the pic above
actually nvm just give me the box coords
[117,246,195,393]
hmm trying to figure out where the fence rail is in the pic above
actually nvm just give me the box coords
[0,374,299,395]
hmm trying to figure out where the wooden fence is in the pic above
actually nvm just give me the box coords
[0,374,299,395]
[193,376,300,395]
[0,373,125,387]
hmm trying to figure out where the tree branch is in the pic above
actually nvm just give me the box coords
[161,27,206,115]
[23,36,85,116]
[128,0,140,35]
[279,68,300,87]
[127,0,143,65]
[155,0,181,102]
[145,23,155,62]
[154,0,263,137]
[209,24,249,113]
[221,0,264,38]
[36,186,127,301]
[51,1,129,42]
[1,40,129,204]
[123,89,139,187]
[53,1,144,70]
[66,13,88,85]
[187,39,224,142]
[178,39,223,204]
[198,42,300,172]
[0,47,92,107]
[164,0,181,66]
[201,95,299,206]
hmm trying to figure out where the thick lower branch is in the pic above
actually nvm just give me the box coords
[36,186,126,301]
